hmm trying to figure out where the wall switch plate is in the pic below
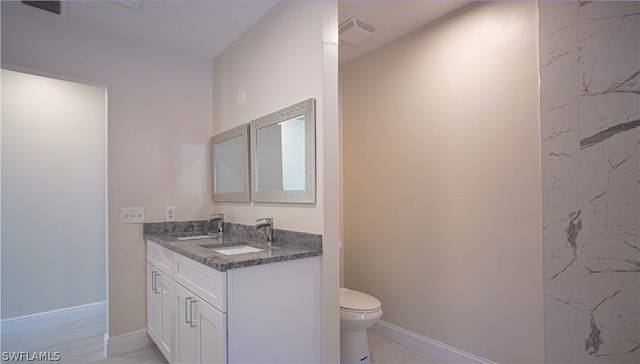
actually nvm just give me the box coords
[165,207,176,222]
[120,207,145,224]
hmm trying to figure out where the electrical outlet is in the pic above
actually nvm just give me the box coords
[165,207,176,222]
[120,207,145,224]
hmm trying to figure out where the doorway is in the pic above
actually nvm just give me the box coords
[1,68,108,361]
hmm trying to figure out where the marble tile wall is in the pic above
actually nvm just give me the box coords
[540,1,639,363]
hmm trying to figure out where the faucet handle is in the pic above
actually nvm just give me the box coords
[256,217,273,224]
[255,217,274,243]
[209,213,224,220]
[208,213,225,233]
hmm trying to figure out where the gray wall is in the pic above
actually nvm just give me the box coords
[342,2,543,363]
[540,2,640,363]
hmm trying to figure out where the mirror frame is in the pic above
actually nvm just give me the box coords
[250,98,316,203]
[210,123,250,202]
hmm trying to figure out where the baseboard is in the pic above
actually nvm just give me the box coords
[0,301,107,359]
[106,328,153,356]
[0,301,107,335]
[370,321,495,364]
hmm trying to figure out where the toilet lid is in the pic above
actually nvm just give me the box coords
[339,288,381,311]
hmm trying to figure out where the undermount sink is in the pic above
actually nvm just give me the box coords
[213,245,264,255]
[177,235,217,241]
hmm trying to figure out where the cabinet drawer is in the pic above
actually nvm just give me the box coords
[147,240,174,277]
[174,254,227,312]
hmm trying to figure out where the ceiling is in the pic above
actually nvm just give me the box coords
[5,0,279,61]
[6,1,469,64]
[338,1,469,64]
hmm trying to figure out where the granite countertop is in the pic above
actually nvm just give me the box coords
[143,221,322,272]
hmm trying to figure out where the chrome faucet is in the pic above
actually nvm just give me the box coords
[208,213,225,234]
[254,217,274,244]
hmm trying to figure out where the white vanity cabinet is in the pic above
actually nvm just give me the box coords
[146,240,321,364]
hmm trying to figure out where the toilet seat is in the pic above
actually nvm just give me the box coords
[340,288,381,313]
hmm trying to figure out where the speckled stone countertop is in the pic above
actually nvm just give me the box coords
[143,221,322,272]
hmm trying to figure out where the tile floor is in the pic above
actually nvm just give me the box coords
[85,331,441,364]
[87,345,167,364]
[368,331,442,364]
[1,304,441,363]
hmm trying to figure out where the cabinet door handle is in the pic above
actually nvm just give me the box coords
[151,271,160,294]
[189,299,198,328]
[185,297,193,325]
[154,272,161,294]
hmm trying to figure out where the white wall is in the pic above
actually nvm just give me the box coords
[212,2,340,361]
[341,2,543,363]
[1,4,213,337]
[214,2,323,231]
[1,69,106,319]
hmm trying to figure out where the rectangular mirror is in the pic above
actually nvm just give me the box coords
[211,123,250,202]
[250,98,315,203]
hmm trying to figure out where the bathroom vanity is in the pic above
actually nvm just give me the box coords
[144,98,323,363]
[144,222,323,364]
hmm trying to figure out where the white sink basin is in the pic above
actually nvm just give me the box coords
[177,235,216,241]
[214,245,264,255]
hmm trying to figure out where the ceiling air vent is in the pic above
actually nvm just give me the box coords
[21,1,62,15]
[339,18,378,46]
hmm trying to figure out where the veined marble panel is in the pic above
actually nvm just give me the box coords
[539,1,578,71]
[541,1,640,363]
[582,239,639,362]
[580,128,639,240]
[540,103,580,207]
[545,289,591,364]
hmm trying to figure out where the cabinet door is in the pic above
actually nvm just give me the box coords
[198,296,227,364]
[159,272,175,361]
[176,284,198,364]
[147,263,162,344]
[176,284,226,364]
[147,262,175,362]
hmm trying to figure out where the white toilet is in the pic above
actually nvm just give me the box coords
[340,287,383,363]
